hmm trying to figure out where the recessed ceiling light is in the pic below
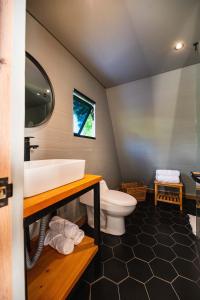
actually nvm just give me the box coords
[46,89,50,93]
[36,92,41,96]
[175,42,184,50]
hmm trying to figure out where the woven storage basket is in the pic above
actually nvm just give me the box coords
[121,182,147,202]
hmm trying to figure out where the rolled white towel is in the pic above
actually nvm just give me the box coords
[73,229,85,245]
[156,170,180,177]
[156,175,180,183]
[49,216,85,244]
[49,216,79,238]
[63,222,79,239]
[48,216,65,234]
[44,230,74,255]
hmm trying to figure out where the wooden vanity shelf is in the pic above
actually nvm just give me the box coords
[24,174,102,300]
[154,180,183,211]
[27,236,97,300]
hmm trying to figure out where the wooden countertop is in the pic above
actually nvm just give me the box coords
[24,174,102,218]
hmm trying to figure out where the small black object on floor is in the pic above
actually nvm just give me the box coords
[68,195,200,300]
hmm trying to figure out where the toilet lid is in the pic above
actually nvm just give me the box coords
[101,190,137,206]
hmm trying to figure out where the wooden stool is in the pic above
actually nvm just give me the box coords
[154,180,183,211]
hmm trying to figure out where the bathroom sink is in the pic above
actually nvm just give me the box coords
[24,159,85,197]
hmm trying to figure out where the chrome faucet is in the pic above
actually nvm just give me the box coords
[24,137,39,161]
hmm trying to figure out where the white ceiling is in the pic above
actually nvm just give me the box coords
[27,0,200,88]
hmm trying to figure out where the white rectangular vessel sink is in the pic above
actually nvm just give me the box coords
[24,159,85,197]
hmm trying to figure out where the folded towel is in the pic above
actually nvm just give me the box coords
[44,230,74,255]
[156,175,180,183]
[156,170,180,177]
[49,216,85,245]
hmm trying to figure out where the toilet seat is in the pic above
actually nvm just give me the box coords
[101,190,137,206]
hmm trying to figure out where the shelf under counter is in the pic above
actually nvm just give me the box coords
[24,174,102,300]
[27,236,97,300]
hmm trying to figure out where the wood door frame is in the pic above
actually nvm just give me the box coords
[0,1,13,298]
[0,1,26,299]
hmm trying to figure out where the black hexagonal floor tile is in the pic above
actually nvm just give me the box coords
[147,205,158,212]
[159,217,172,225]
[91,278,119,300]
[171,232,193,246]
[137,203,149,211]
[83,258,103,283]
[153,244,176,261]
[194,257,200,271]
[172,244,196,261]
[172,224,189,235]
[197,278,200,288]
[99,245,113,262]
[146,277,178,300]
[188,232,197,241]
[155,233,174,246]
[134,244,155,262]
[137,233,156,246]
[121,233,138,246]
[172,257,200,281]
[68,280,90,300]
[127,258,153,283]
[158,203,176,212]
[130,216,144,226]
[113,244,133,262]
[156,224,173,234]
[144,217,159,225]
[126,224,141,235]
[119,278,149,300]
[134,211,147,219]
[172,215,189,225]
[104,258,128,283]
[73,197,200,299]
[173,277,200,300]
[126,217,133,227]
[103,234,121,247]
[190,243,199,255]
[159,211,173,219]
[141,224,157,235]
[150,258,177,282]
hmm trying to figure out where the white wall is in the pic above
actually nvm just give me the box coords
[107,64,200,195]
[25,14,121,221]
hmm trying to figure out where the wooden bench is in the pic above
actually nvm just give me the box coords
[154,180,183,211]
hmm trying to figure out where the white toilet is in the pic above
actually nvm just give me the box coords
[80,180,137,236]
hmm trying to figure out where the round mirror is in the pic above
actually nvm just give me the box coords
[25,53,54,128]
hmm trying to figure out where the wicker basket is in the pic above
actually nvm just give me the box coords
[121,182,147,202]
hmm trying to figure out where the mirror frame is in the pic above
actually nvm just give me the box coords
[25,52,55,128]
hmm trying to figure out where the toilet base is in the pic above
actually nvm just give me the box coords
[104,215,125,235]
[87,207,125,236]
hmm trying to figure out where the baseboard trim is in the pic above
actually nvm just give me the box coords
[147,188,196,201]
